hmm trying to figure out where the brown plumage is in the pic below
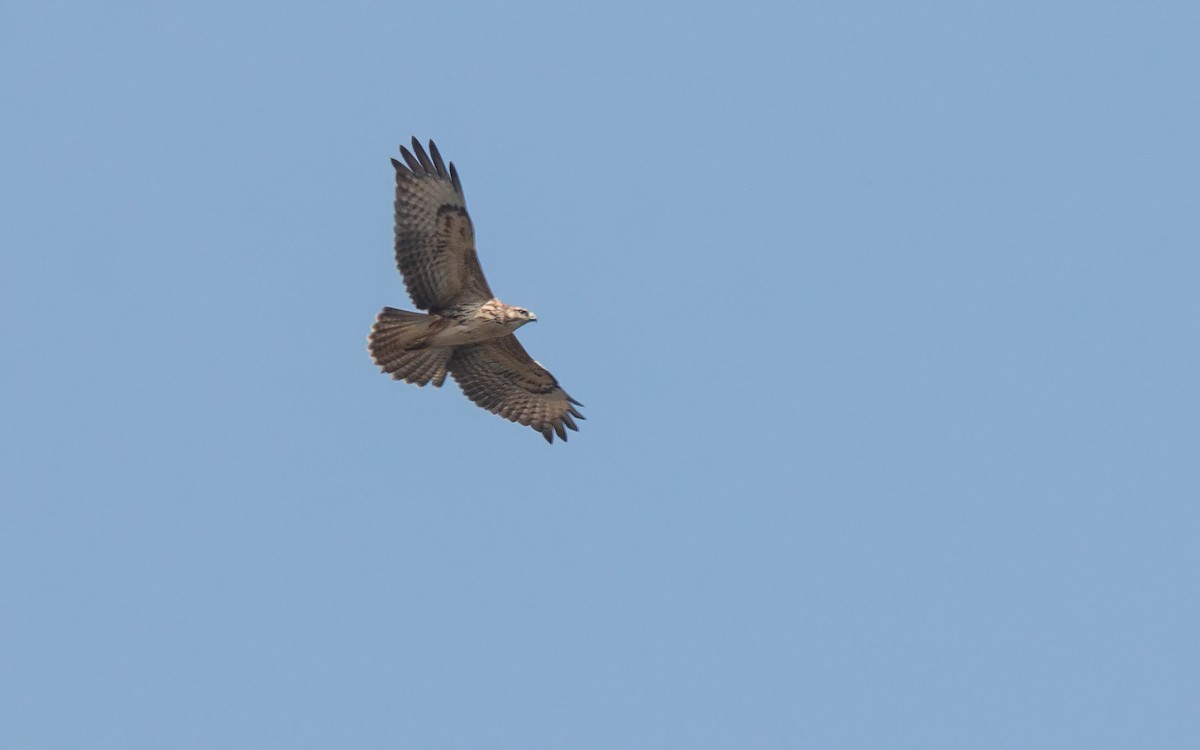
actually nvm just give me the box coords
[368,138,584,443]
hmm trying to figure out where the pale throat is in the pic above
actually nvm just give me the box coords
[476,298,533,326]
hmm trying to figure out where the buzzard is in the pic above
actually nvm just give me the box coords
[368,138,584,443]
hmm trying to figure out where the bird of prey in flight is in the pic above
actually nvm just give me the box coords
[368,138,584,443]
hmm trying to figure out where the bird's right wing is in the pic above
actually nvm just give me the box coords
[391,138,494,311]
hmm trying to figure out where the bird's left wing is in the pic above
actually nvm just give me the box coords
[448,336,585,443]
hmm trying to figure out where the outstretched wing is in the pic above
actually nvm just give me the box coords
[449,336,585,443]
[391,138,494,311]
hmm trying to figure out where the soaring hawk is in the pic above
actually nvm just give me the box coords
[367,138,584,443]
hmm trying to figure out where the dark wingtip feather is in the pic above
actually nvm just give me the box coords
[542,428,553,443]
[397,139,460,191]
[398,145,422,174]
[410,138,436,174]
[568,396,584,406]
[429,140,449,178]
[554,423,567,441]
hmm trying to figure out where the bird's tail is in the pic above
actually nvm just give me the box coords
[368,307,452,387]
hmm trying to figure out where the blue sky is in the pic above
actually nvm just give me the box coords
[3,1,1199,747]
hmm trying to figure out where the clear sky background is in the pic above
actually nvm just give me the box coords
[3,1,1199,747]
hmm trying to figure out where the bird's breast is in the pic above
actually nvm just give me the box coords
[426,311,513,347]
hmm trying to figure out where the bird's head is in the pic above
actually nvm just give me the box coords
[502,305,537,329]
[508,306,537,326]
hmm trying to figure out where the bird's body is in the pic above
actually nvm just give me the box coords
[367,138,584,443]
[381,299,534,350]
